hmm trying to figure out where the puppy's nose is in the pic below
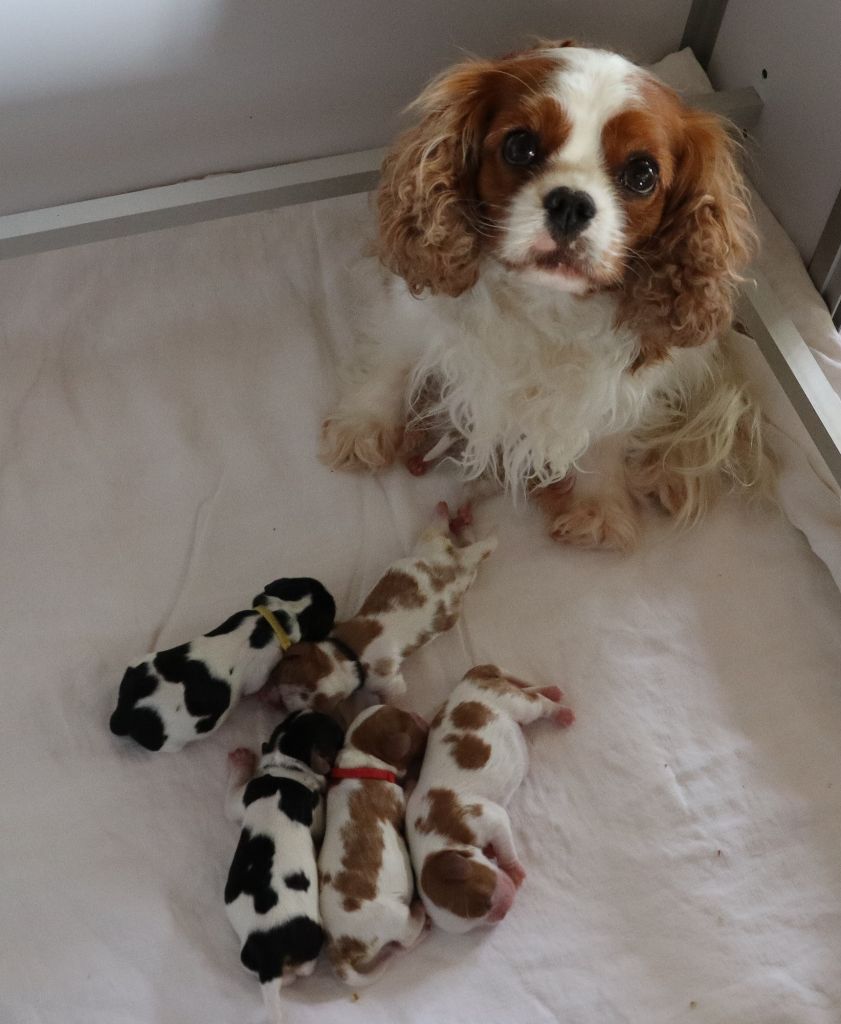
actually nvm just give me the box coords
[543,187,596,238]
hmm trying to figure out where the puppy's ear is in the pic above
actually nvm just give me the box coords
[269,642,332,694]
[380,732,412,766]
[309,717,345,775]
[432,850,473,882]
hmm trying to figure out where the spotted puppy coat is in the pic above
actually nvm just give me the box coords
[109,577,335,752]
[264,505,497,711]
[224,711,345,1024]
[319,705,428,986]
[407,665,574,933]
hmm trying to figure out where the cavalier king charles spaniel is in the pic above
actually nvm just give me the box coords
[320,42,772,550]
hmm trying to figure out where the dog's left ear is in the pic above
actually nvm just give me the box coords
[309,719,344,775]
[619,100,755,362]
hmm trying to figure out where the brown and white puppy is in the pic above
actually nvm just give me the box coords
[406,665,574,933]
[262,503,496,712]
[319,705,428,986]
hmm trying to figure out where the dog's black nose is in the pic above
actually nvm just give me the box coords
[543,187,596,238]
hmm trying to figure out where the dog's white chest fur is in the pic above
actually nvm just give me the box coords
[400,266,679,486]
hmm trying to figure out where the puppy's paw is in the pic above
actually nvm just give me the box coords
[228,747,257,780]
[549,497,639,552]
[501,860,527,888]
[553,706,576,729]
[319,414,402,472]
[535,685,564,703]
[256,684,286,710]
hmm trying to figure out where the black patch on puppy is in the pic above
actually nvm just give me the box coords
[115,663,158,706]
[243,775,315,827]
[261,711,344,774]
[225,829,278,914]
[110,664,167,749]
[205,609,253,637]
[284,871,310,891]
[110,706,166,750]
[153,643,232,728]
[257,578,337,642]
[240,917,324,983]
[248,616,275,650]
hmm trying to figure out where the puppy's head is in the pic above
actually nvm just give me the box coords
[262,641,350,713]
[253,577,336,642]
[420,848,516,933]
[379,41,753,353]
[262,709,345,775]
[345,705,428,774]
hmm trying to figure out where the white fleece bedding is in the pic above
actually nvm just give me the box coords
[2,57,841,1024]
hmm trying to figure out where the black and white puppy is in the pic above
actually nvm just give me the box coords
[224,711,345,1023]
[109,578,335,752]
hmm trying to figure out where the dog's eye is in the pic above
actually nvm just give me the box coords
[502,130,540,167]
[620,155,659,195]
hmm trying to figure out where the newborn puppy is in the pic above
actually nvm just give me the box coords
[224,710,345,1023]
[319,705,428,986]
[407,665,574,933]
[110,577,335,752]
[263,503,496,711]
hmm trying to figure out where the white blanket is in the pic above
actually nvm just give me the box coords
[2,183,841,1024]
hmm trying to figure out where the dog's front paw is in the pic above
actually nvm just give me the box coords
[319,414,402,472]
[549,497,639,552]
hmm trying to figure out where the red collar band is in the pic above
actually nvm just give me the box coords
[330,766,397,785]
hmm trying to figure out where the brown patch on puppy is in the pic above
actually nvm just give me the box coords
[373,657,397,677]
[421,850,497,919]
[431,599,458,634]
[429,704,446,731]
[414,787,480,845]
[416,561,460,591]
[450,700,496,730]
[465,664,502,680]
[349,706,428,772]
[360,570,425,614]
[332,617,383,659]
[444,732,492,769]
[401,628,433,659]
[333,784,403,912]
[466,664,539,700]
[265,640,335,693]
[329,935,370,979]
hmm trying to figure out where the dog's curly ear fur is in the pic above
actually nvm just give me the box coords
[619,104,755,363]
[377,60,496,298]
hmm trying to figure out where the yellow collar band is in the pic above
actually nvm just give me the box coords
[254,605,293,651]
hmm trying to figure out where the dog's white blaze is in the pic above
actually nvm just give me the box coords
[500,47,639,277]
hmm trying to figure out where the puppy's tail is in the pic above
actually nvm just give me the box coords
[328,940,394,988]
[261,979,284,1024]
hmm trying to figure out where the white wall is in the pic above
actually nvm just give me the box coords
[709,0,841,262]
[0,0,690,216]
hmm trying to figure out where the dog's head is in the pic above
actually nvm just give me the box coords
[261,709,345,775]
[378,42,753,359]
[420,848,516,933]
[261,640,353,713]
[344,704,428,775]
[252,577,336,643]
